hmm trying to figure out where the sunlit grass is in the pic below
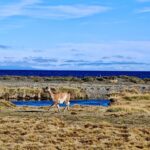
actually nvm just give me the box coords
[0,85,150,149]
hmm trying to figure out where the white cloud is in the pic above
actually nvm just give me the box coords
[0,0,110,19]
[23,5,109,19]
[59,41,150,60]
[0,0,40,18]
[0,41,150,70]
[137,7,150,13]
[136,0,150,13]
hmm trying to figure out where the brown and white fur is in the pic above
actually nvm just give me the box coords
[45,87,70,112]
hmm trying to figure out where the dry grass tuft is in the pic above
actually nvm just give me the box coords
[0,100,16,110]
[123,94,150,101]
[107,105,149,113]
[108,91,150,115]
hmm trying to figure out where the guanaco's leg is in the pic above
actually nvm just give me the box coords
[56,104,60,112]
[48,103,55,111]
[64,102,70,111]
[67,102,70,110]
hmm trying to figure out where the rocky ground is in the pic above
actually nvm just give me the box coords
[0,76,150,100]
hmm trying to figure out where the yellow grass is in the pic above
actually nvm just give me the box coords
[0,86,87,100]
[0,100,16,110]
[0,106,150,150]
[0,92,150,149]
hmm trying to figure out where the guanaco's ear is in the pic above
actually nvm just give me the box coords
[43,86,50,92]
[47,86,51,90]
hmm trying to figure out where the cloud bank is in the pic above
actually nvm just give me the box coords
[0,41,150,70]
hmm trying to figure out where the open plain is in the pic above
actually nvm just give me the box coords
[0,92,150,150]
[0,76,150,149]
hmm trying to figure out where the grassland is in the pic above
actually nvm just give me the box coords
[0,75,150,100]
[0,90,150,150]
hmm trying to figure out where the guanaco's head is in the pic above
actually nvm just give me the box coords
[43,86,51,93]
[43,86,56,94]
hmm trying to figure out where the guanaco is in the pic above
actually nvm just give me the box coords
[44,87,70,112]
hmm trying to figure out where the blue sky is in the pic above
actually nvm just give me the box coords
[0,0,150,70]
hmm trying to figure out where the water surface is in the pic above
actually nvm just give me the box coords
[12,99,110,107]
[0,70,150,78]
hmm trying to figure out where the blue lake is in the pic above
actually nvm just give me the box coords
[12,99,110,107]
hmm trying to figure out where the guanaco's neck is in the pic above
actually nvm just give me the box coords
[48,88,54,99]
